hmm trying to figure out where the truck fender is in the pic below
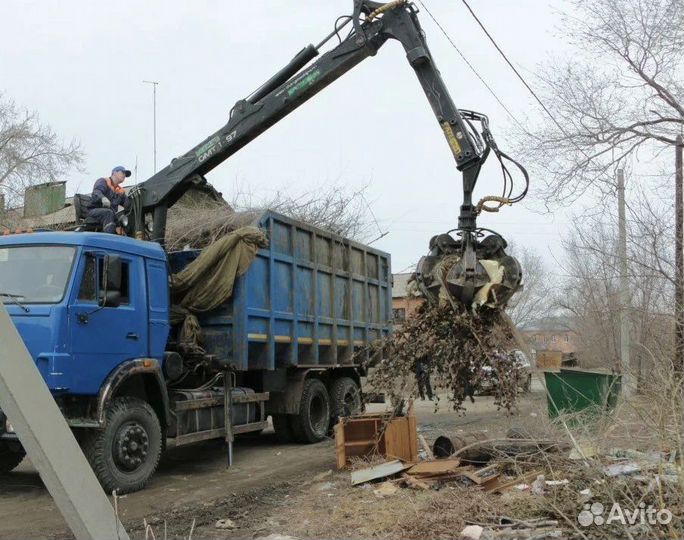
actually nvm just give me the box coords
[266,368,325,415]
[96,359,170,428]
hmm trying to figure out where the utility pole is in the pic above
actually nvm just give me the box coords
[143,80,159,173]
[675,135,683,376]
[617,168,632,392]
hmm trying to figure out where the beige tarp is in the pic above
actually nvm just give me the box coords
[171,226,269,353]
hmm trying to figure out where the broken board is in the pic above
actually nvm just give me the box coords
[407,458,462,476]
[351,460,410,485]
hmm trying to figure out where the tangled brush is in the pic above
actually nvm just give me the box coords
[368,302,523,413]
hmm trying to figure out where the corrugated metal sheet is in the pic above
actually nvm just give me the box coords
[23,182,66,218]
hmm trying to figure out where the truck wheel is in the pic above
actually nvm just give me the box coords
[81,396,162,494]
[272,414,295,443]
[330,377,362,423]
[290,379,330,443]
[0,441,25,473]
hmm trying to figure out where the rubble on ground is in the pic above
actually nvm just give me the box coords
[334,409,682,539]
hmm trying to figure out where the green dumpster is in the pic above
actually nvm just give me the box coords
[543,368,622,422]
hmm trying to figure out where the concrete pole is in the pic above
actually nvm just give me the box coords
[617,168,632,392]
[0,301,129,540]
[675,135,683,375]
[143,80,159,173]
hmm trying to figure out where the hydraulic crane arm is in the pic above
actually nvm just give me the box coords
[129,0,527,308]
[130,1,485,243]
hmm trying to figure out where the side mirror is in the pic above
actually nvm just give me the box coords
[99,290,121,308]
[104,255,122,292]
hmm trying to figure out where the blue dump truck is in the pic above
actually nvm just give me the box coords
[0,210,391,493]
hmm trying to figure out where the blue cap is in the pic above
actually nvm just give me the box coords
[112,165,131,177]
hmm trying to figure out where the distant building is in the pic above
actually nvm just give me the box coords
[391,272,424,323]
[518,316,578,354]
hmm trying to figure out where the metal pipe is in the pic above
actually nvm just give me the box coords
[247,44,319,104]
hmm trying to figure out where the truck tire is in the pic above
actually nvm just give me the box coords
[272,414,295,443]
[330,377,362,423]
[289,378,330,444]
[0,441,25,473]
[81,396,162,494]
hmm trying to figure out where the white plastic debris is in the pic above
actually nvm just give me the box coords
[460,525,484,539]
[603,462,641,477]
[545,479,569,486]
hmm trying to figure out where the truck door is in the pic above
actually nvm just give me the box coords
[67,251,148,394]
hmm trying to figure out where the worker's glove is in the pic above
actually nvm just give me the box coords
[101,196,111,208]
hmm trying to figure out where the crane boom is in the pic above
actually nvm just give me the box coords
[128,0,527,308]
[131,1,483,242]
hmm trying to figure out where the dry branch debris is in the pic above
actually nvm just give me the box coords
[368,303,523,413]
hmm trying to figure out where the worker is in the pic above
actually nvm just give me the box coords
[463,370,476,404]
[415,357,433,401]
[87,166,130,234]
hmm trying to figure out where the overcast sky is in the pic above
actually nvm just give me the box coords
[1,0,572,272]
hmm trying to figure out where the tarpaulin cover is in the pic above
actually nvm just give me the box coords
[171,226,269,352]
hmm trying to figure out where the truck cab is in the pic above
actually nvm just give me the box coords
[0,232,173,492]
[0,232,170,395]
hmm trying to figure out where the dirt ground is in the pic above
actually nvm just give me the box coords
[0,380,550,540]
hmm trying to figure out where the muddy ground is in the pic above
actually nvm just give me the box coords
[0,380,547,540]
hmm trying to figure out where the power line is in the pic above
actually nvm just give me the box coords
[416,0,524,130]
[458,0,633,194]
[457,0,572,144]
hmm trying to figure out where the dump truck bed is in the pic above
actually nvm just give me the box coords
[168,210,392,371]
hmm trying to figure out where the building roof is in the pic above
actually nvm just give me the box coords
[2,180,228,231]
[518,315,575,333]
[392,272,421,299]
[4,196,78,229]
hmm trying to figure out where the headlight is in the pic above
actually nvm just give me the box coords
[119,214,129,228]
[5,418,14,434]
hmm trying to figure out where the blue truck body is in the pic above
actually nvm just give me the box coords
[0,210,391,492]
[169,211,391,371]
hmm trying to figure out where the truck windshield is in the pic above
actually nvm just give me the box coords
[0,246,76,303]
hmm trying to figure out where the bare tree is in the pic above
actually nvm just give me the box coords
[557,204,674,373]
[165,182,375,251]
[229,182,375,241]
[515,0,684,204]
[506,244,555,327]
[0,94,83,208]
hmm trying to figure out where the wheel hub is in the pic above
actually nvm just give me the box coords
[114,422,149,472]
[310,395,327,432]
[342,390,357,416]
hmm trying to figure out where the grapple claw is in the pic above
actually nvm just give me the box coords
[414,231,521,310]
